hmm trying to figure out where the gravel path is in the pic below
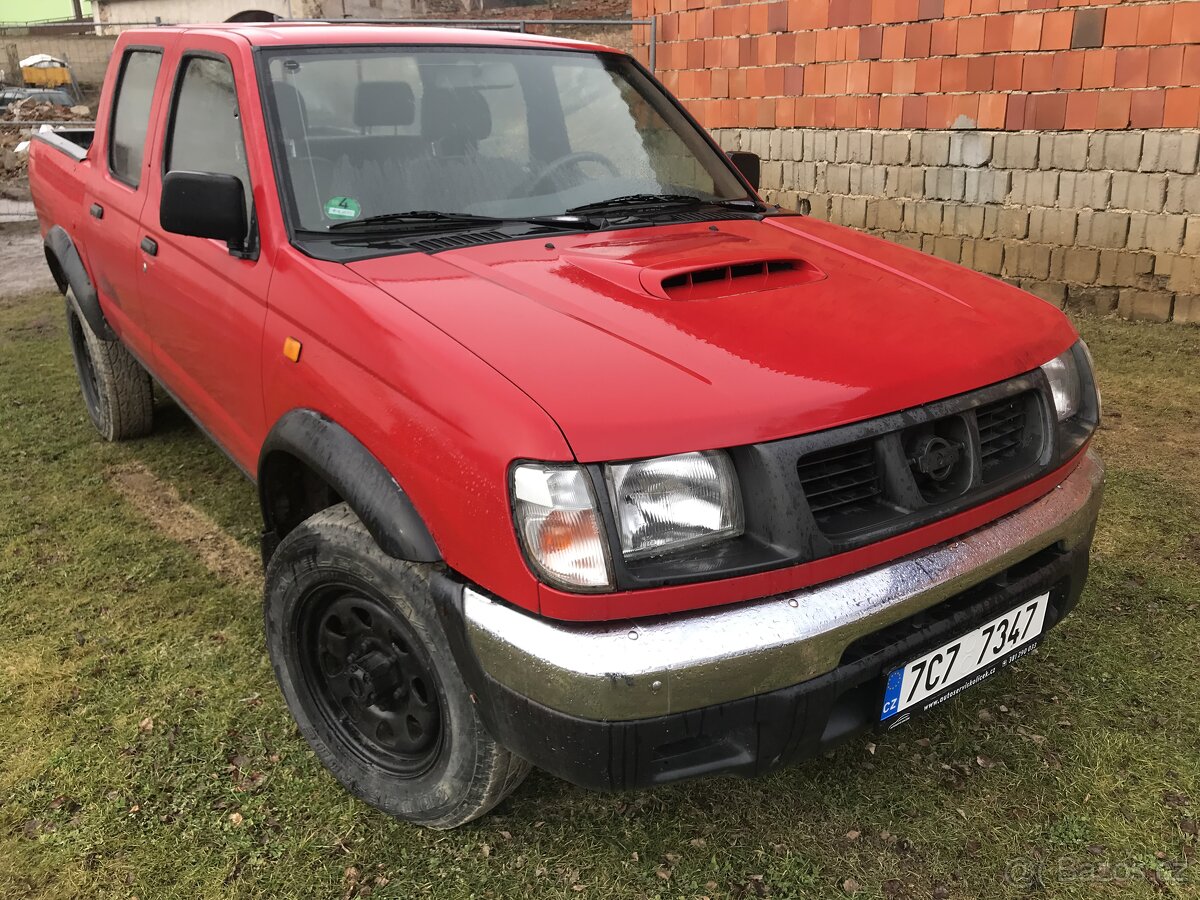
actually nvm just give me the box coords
[0,221,56,299]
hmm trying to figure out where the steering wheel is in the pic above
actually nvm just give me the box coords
[518,150,620,198]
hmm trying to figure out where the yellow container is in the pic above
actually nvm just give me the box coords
[22,65,72,88]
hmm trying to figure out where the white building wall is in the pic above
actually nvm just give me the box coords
[93,0,292,26]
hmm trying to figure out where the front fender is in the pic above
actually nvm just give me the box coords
[258,408,441,564]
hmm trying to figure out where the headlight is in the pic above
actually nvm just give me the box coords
[605,450,743,560]
[1040,347,1083,421]
[511,463,612,590]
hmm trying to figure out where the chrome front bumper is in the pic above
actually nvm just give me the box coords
[464,449,1104,722]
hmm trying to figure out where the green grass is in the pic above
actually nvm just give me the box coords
[1,291,1198,899]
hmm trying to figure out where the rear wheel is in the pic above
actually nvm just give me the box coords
[264,504,529,829]
[64,288,153,441]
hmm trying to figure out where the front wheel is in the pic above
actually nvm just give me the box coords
[263,504,529,829]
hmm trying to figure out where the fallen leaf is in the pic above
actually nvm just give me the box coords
[689,837,707,848]
[228,812,243,827]
[663,852,680,864]
[655,867,671,880]
[845,830,861,841]
[138,717,154,733]
[571,885,585,893]
[976,754,997,769]
[480,843,492,858]
[865,742,877,755]
[843,877,861,894]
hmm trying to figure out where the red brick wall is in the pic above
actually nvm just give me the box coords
[636,0,1200,131]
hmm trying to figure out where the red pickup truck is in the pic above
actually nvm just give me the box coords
[29,22,1103,829]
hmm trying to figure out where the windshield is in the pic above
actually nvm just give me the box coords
[261,47,751,231]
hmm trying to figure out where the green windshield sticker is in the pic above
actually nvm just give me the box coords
[324,197,362,220]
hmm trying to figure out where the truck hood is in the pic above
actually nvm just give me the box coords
[348,216,1077,462]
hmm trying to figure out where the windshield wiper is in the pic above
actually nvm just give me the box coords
[326,210,597,234]
[566,193,707,215]
[327,210,503,232]
[565,194,764,216]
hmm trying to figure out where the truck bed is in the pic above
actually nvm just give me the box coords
[31,126,94,161]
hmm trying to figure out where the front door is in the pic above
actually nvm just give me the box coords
[137,39,273,470]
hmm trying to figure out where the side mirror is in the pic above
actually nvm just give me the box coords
[160,170,247,248]
[727,151,760,192]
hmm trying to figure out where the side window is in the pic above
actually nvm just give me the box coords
[166,55,252,235]
[109,49,162,187]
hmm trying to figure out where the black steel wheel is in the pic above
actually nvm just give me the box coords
[298,584,444,778]
[264,503,530,829]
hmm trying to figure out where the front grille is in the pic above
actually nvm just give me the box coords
[796,440,885,534]
[791,381,1051,547]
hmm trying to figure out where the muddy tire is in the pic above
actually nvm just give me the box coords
[264,504,530,829]
[64,288,153,441]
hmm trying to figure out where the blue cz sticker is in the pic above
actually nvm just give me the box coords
[880,668,904,721]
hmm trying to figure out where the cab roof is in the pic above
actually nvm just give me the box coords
[121,22,617,54]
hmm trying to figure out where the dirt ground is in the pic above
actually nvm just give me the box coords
[0,220,56,299]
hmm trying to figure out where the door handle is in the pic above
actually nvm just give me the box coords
[140,236,158,256]
[89,203,103,219]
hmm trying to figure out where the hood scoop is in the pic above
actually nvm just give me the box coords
[643,257,825,301]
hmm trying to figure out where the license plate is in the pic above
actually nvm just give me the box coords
[880,593,1049,728]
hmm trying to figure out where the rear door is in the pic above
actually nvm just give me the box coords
[137,36,272,469]
[81,43,171,361]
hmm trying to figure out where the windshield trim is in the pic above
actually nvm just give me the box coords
[252,43,762,257]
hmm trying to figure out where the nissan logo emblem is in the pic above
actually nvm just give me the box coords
[909,436,963,482]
